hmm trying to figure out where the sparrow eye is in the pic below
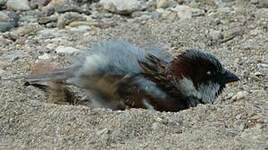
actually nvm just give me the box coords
[206,71,212,75]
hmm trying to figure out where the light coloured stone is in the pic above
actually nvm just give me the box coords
[46,43,57,50]
[0,11,9,21]
[6,0,31,11]
[231,91,249,101]
[257,63,268,70]
[55,46,80,54]
[254,71,264,77]
[157,0,170,9]
[99,0,142,15]
[68,25,91,32]
[170,5,201,19]
[209,29,224,41]
[11,25,39,37]
[96,128,109,135]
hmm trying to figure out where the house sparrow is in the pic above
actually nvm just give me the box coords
[25,40,239,111]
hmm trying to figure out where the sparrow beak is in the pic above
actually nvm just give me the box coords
[223,70,240,83]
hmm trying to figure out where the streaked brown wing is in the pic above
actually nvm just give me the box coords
[138,54,182,98]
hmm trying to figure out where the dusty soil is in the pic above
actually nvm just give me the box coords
[0,1,267,149]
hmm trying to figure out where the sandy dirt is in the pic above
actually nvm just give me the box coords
[0,1,267,149]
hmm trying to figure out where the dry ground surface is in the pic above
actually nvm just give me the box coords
[0,1,267,149]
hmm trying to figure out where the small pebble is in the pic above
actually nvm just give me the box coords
[254,71,264,77]
[209,29,224,41]
[6,0,31,11]
[96,128,109,135]
[231,91,249,101]
[55,46,80,54]
[157,0,171,9]
[257,63,268,71]
[99,0,143,15]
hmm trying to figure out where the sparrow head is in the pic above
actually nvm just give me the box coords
[168,49,239,104]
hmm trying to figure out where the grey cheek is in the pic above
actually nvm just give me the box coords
[197,82,220,104]
[176,77,201,98]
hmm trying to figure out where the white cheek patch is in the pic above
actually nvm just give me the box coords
[197,82,220,104]
[176,77,220,105]
[177,77,202,99]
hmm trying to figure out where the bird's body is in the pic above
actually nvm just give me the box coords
[25,40,239,111]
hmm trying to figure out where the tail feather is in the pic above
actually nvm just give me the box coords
[24,67,75,84]
[1,69,70,84]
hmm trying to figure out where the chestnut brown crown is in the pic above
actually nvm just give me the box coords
[169,49,239,86]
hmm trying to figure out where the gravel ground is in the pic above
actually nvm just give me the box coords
[0,0,267,149]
